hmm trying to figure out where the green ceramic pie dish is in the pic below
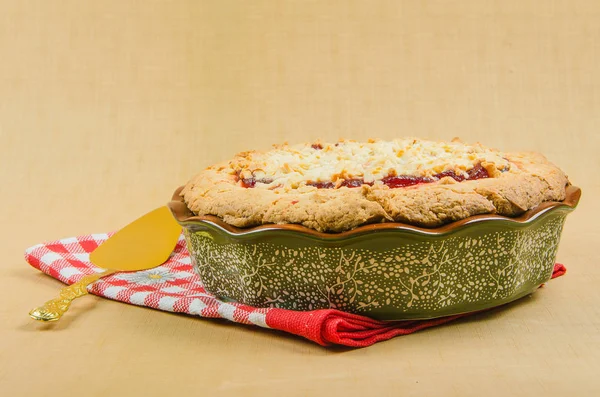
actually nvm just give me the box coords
[168,186,580,320]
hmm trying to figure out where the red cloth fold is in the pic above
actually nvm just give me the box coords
[24,233,566,347]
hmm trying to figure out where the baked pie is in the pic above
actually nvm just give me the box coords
[181,138,569,232]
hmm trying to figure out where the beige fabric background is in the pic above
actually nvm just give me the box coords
[1,1,598,396]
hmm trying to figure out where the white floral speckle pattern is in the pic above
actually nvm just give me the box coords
[115,268,177,286]
[185,214,567,318]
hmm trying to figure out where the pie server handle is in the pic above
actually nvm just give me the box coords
[29,269,116,322]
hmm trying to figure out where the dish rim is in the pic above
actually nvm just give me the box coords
[167,185,581,239]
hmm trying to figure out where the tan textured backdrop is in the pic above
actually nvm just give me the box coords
[1,1,599,396]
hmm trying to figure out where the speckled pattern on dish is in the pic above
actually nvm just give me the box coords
[184,214,567,319]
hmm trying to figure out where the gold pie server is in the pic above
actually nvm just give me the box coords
[29,206,182,322]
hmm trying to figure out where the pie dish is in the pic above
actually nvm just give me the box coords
[170,138,579,320]
[181,138,568,232]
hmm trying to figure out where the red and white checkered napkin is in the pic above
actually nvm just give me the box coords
[24,233,567,347]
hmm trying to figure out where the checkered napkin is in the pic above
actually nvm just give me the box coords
[24,233,567,347]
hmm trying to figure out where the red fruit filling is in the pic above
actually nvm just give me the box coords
[240,177,274,188]
[238,163,490,189]
[306,181,335,188]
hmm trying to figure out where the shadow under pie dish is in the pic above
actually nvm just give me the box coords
[169,139,580,320]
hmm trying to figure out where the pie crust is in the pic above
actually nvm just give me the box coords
[181,139,569,232]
